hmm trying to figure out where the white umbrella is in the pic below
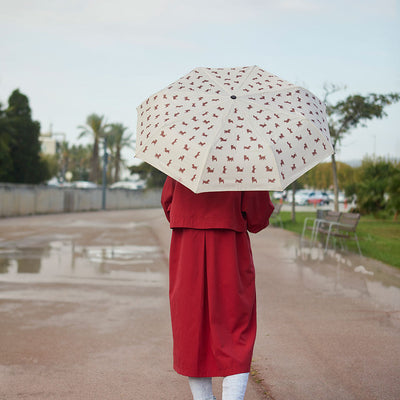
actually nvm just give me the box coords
[136,65,333,193]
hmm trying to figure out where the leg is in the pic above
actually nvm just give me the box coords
[222,373,249,400]
[188,377,215,400]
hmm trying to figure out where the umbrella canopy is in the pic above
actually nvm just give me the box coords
[136,65,333,193]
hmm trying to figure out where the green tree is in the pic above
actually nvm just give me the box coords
[106,123,133,183]
[299,161,355,191]
[68,144,92,181]
[324,87,400,211]
[356,157,394,215]
[0,102,14,181]
[78,114,106,183]
[57,140,71,181]
[129,162,166,188]
[387,162,400,221]
[41,154,59,178]
[5,89,49,183]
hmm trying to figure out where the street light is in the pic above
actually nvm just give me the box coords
[102,136,108,210]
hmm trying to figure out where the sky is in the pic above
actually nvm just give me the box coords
[0,0,399,167]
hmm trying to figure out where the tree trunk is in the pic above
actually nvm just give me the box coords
[331,153,339,212]
[114,147,121,182]
[91,139,100,182]
[291,181,296,223]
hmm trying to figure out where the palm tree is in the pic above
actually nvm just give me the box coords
[78,114,106,182]
[106,123,133,182]
[57,140,70,181]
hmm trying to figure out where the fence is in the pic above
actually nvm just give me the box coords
[0,184,162,218]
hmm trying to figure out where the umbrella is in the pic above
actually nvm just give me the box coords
[135,65,333,193]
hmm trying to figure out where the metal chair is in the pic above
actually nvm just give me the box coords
[319,213,362,255]
[301,210,341,243]
[270,202,283,228]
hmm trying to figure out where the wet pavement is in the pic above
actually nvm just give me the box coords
[0,210,399,399]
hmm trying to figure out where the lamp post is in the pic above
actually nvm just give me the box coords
[102,136,108,210]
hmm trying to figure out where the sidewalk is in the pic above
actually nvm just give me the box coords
[0,209,399,399]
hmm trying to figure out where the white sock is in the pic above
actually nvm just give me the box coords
[188,377,215,400]
[222,372,249,400]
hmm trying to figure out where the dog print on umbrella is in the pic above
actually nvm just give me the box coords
[137,66,333,193]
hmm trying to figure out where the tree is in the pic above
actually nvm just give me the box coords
[78,114,106,183]
[0,102,14,181]
[324,87,400,211]
[106,123,133,183]
[299,161,355,191]
[68,144,92,181]
[56,140,71,182]
[129,162,166,188]
[387,165,400,221]
[4,89,49,183]
[356,157,394,215]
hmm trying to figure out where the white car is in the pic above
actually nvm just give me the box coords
[272,191,286,201]
[294,190,313,205]
[328,191,347,203]
[285,189,313,205]
[307,191,330,205]
[110,180,145,190]
[70,181,98,189]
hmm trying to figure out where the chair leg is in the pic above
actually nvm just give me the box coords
[354,233,362,256]
[310,220,318,243]
[301,218,309,241]
[324,231,331,253]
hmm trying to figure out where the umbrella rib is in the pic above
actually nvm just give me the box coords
[195,101,236,187]
[235,65,258,95]
[200,67,233,96]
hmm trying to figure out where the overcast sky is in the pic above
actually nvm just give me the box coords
[1,0,399,166]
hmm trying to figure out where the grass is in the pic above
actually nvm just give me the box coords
[272,210,400,269]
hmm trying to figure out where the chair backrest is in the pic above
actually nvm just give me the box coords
[338,212,360,232]
[271,202,282,216]
[324,211,341,223]
[316,209,327,220]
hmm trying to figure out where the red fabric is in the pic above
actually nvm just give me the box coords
[161,178,274,377]
[161,177,274,232]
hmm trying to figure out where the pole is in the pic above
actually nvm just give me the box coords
[102,136,108,210]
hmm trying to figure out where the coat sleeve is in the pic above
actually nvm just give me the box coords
[161,177,175,222]
[241,191,275,233]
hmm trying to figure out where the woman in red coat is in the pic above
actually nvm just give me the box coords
[161,177,274,400]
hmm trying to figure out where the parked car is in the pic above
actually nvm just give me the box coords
[272,191,286,201]
[70,181,98,189]
[327,191,347,203]
[293,189,314,205]
[110,180,145,190]
[285,189,311,205]
[307,191,330,205]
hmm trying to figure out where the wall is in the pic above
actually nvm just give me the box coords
[0,184,162,218]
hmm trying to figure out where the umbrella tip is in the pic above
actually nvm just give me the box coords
[230,95,237,99]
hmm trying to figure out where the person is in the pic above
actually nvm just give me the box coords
[161,177,274,400]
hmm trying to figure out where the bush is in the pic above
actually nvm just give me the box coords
[355,157,398,216]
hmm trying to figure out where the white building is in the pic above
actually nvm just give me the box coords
[39,130,65,155]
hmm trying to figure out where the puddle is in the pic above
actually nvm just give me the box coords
[294,239,400,313]
[0,240,164,286]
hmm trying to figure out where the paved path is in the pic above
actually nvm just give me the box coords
[0,209,399,399]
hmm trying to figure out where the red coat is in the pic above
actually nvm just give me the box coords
[161,177,274,377]
[161,177,274,233]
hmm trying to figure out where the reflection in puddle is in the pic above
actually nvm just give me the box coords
[0,240,163,286]
[295,240,400,315]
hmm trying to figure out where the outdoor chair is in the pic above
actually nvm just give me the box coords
[301,210,341,243]
[317,212,362,255]
[270,202,283,228]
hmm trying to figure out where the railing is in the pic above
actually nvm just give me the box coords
[0,184,162,217]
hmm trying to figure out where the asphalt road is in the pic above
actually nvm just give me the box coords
[0,209,399,399]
